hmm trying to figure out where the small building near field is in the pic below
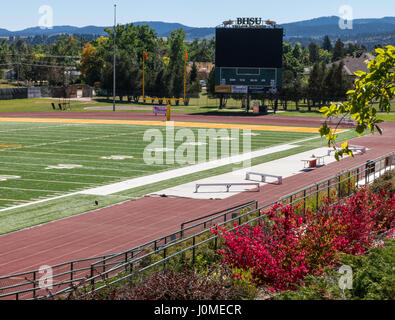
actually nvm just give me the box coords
[187,62,215,81]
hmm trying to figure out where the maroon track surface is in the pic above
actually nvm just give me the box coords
[0,113,394,277]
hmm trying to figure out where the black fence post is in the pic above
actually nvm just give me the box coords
[33,271,36,299]
[90,266,95,288]
[348,172,351,196]
[163,248,167,273]
[338,175,341,198]
[192,236,196,265]
[303,190,306,214]
[327,180,330,199]
[130,252,134,273]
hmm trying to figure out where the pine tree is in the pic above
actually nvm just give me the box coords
[308,42,320,64]
[190,62,198,84]
[332,39,345,62]
[322,36,333,52]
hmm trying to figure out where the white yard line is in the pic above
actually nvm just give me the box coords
[0,123,80,134]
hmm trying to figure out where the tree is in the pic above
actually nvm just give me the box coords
[320,45,395,160]
[309,42,320,64]
[188,38,215,62]
[322,35,333,52]
[307,62,327,109]
[168,29,187,105]
[190,62,198,83]
[292,42,302,60]
[283,42,304,76]
[79,42,103,85]
[332,39,345,62]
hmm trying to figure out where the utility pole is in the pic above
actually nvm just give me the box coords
[113,4,117,112]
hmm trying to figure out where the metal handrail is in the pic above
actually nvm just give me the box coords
[180,200,258,231]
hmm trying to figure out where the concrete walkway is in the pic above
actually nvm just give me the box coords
[150,146,349,199]
[80,144,301,196]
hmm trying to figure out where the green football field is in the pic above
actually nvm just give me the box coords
[0,121,318,210]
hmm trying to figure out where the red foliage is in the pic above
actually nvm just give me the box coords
[212,187,395,292]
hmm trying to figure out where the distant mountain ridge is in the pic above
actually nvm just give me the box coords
[1,16,394,47]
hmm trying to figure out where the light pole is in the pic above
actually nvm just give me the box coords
[113,4,117,112]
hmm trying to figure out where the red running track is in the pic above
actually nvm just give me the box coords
[0,119,394,277]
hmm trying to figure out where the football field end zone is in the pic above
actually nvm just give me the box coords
[0,117,328,134]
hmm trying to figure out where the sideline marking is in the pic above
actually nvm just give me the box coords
[0,198,30,203]
[0,117,327,133]
[0,144,22,148]
[0,175,21,182]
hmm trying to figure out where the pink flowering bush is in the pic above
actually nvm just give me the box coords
[212,187,395,292]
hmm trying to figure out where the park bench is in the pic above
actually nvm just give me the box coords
[301,155,327,168]
[153,105,167,116]
[349,145,367,154]
[245,172,283,185]
[321,116,356,126]
[195,183,260,193]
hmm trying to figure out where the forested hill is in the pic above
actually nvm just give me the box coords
[1,16,394,48]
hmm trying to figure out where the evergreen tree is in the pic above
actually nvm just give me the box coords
[322,36,333,52]
[332,39,345,62]
[308,42,320,64]
[190,62,198,84]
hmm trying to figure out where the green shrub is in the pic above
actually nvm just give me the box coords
[276,240,395,300]
[371,169,395,195]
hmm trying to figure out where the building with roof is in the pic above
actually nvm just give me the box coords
[327,52,375,79]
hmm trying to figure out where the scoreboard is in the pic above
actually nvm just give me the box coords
[214,26,283,94]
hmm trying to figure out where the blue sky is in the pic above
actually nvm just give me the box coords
[1,0,394,30]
